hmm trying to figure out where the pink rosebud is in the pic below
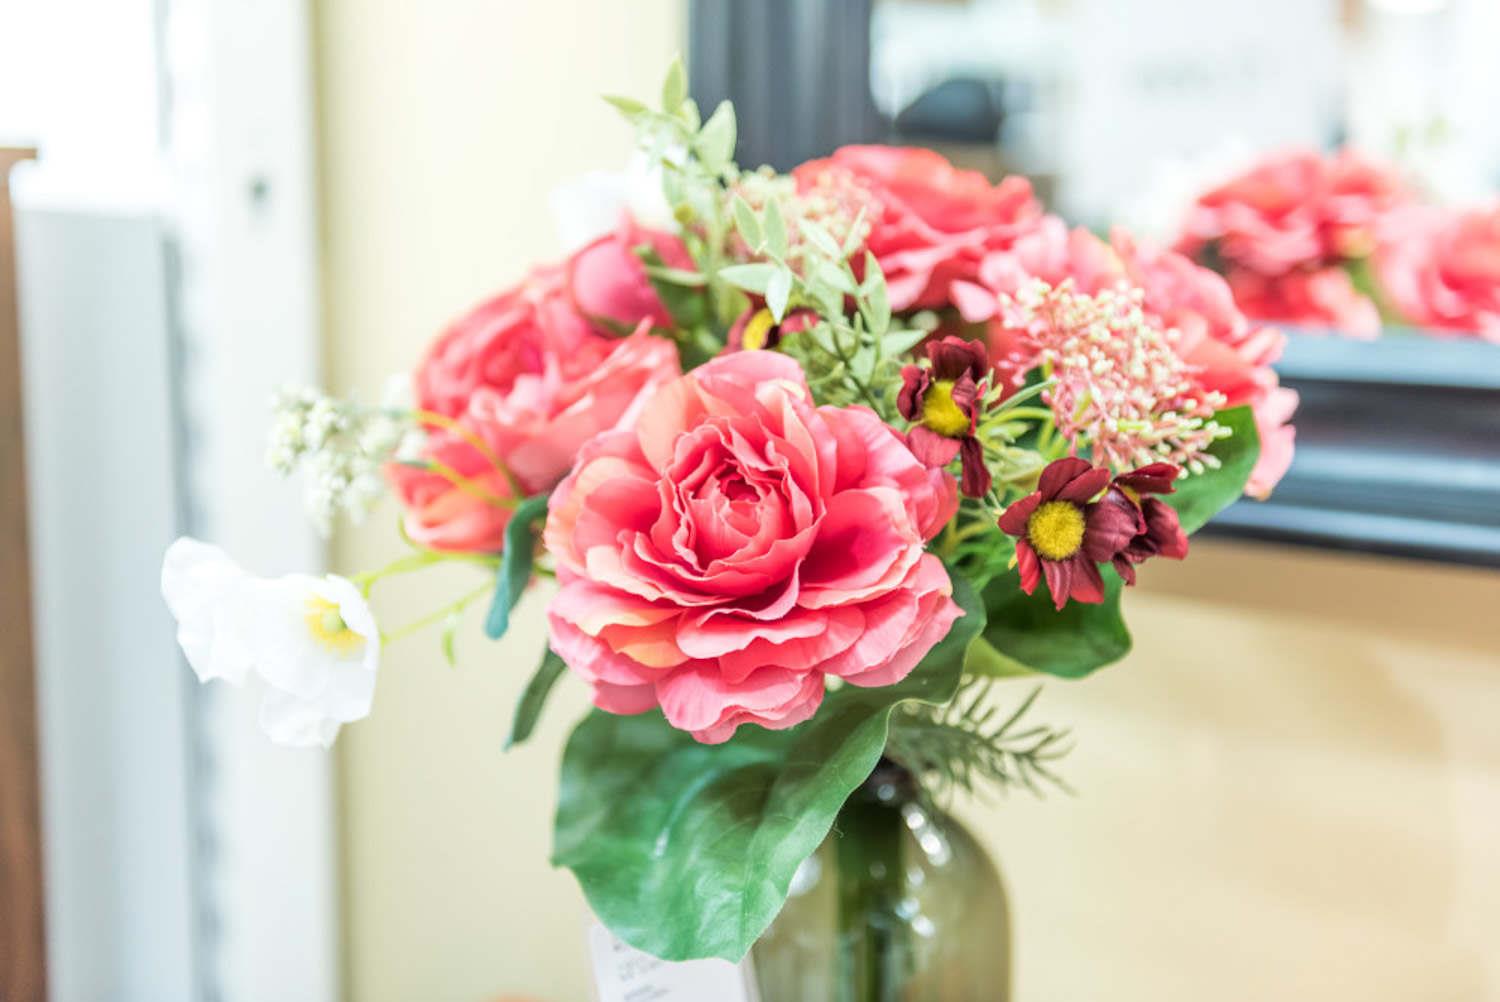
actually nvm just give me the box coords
[567,218,694,333]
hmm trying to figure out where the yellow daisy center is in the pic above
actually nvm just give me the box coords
[740,308,776,351]
[1027,500,1086,561]
[304,596,366,656]
[920,379,971,438]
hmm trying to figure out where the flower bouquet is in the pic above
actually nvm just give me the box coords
[161,60,1290,994]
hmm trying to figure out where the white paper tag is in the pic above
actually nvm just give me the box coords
[587,923,761,1002]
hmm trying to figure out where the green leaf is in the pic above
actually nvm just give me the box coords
[553,570,985,963]
[862,251,891,334]
[763,199,788,259]
[638,247,708,330]
[799,219,843,259]
[661,56,687,113]
[963,635,1034,678]
[813,261,857,295]
[695,100,736,172]
[506,647,568,750]
[602,94,648,120]
[766,268,793,322]
[881,327,929,357]
[842,206,869,254]
[718,262,777,295]
[731,195,762,250]
[440,610,461,668]
[980,565,1131,679]
[484,493,550,640]
[1167,405,1260,534]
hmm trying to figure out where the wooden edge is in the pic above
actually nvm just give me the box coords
[0,145,46,1002]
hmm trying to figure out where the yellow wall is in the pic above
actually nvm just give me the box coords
[316,3,684,1000]
[316,4,1500,1000]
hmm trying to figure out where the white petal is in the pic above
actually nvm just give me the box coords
[549,170,628,253]
[237,574,379,727]
[258,687,341,749]
[160,537,254,684]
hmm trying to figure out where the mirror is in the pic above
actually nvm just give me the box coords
[690,0,1500,565]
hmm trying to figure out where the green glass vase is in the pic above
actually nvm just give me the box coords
[752,760,1012,1002]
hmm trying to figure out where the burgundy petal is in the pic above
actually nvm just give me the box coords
[1115,462,1181,496]
[1037,457,1094,500]
[1083,496,1144,562]
[1015,540,1042,595]
[1143,497,1189,559]
[1055,465,1111,504]
[897,365,929,421]
[925,335,988,381]
[1068,556,1106,604]
[1040,557,1073,611]
[998,492,1041,536]
[959,436,992,498]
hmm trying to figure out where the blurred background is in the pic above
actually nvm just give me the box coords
[1,1,1497,1001]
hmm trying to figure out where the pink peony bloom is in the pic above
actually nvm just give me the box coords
[793,145,1042,312]
[1376,204,1500,342]
[412,267,680,495]
[1176,148,1409,275]
[1226,266,1380,339]
[1173,148,1409,335]
[567,218,694,332]
[968,220,1297,497]
[385,430,517,554]
[543,351,961,744]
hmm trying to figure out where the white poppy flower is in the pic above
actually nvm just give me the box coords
[160,537,380,748]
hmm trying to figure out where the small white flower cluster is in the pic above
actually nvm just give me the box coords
[1002,279,1230,475]
[266,385,417,535]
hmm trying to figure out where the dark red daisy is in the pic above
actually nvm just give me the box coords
[1102,463,1189,584]
[897,336,992,497]
[997,457,1139,610]
[726,305,817,352]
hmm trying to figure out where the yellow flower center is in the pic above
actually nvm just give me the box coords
[920,379,971,438]
[740,308,776,351]
[1027,500,1087,561]
[305,596,366,656]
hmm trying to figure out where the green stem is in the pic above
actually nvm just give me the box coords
[835,761,909,1002]
[380,581,492,644]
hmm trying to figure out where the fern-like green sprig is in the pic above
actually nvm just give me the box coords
[885,679,1074,802]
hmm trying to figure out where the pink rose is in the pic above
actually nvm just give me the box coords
[968,220,1297,497]
[793,145,1042,312]
[543,352,961,744]
[1376,204,1500,342]
[412,267,680,495]
[1225,265,1380,339]
[1173,149,1409,335]
[1177,148,1408,275]
[386,430,517,553]
[567,218,693,332]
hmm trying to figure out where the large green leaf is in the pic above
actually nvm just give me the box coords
[484,493,549,641]
[980,565,1131,679]
[551,571,984,963]
[1167,405,1260,534]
